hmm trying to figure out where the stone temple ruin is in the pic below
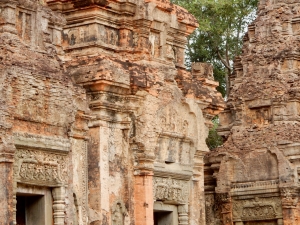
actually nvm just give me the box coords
[205,0,300,225]
[2,0,300,224]
[0,0,224,224]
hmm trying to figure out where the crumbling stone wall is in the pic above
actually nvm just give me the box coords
[0,0,224,224]
[205,0,300,225]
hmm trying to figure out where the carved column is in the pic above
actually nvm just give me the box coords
[52,186,66,225]
[216,193,233,225]
[190,150,205,225]
[178,205,189,225]
[0,140,15,225]
[280,187,299,225]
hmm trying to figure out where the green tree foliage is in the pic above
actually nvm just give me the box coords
[206,117,223,150]
[172,0,258,148]
[173,0,258,97]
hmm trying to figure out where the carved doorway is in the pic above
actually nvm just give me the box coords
[16,185,53,225]
[154,211,173,225]
[16,195,45,225]
[154,202,178,225]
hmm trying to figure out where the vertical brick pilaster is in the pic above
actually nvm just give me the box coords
[134,173,154,225]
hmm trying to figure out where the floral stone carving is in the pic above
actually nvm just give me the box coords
[14,149,68,186]
[232,197,282,221]
[153,177,189,204]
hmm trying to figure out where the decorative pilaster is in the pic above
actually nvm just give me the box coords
[0,138,16,224]
[216,193,233,225]
[190,150,206,225]
[52,186,66,225]
[132,141,155,225]
[280,187,299,225]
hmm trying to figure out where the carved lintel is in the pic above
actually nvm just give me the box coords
[14,149,68,186]
[232,197,282,222]
[153,177,189,204]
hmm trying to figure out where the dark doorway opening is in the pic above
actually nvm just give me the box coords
[154,211,173,225]
[16,195,45,225]
[244,220,278,225]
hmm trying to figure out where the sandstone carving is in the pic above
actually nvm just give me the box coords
[0,0,224,224]
[14,149,68,186]
[205,0,300,224]
[153,177,189,203]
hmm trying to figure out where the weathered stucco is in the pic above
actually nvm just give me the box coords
[205,0,300,225]
[0,0,224,224]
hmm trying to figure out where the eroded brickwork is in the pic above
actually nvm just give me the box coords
[0,0,224,224]
[205,0,300,225]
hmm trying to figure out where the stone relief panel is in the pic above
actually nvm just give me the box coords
[65,24,119,47]
[229,151,279,183]
[149,32,160,57]
[14,148,68,186]
[153,177,189,204]
[155,134,193,164]
[156,102,195,137]
[111,200,128,225]
[232,197,282,221]
[152,100,197,164]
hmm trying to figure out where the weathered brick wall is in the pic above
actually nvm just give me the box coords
[205,0,300,224]
[0,0,224,224]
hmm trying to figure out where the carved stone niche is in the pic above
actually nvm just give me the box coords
[245,99,272,126]
[111,200,128,225]
[232,197,283,223]
[153,177,189,205]
[16,7,34,45]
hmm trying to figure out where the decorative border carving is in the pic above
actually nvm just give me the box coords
[231,180,279,190]
[153,177,189,204]
[81,141,88,224]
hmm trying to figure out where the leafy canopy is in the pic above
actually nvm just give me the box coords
[172,0,258,149]
[173,0,258,97]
